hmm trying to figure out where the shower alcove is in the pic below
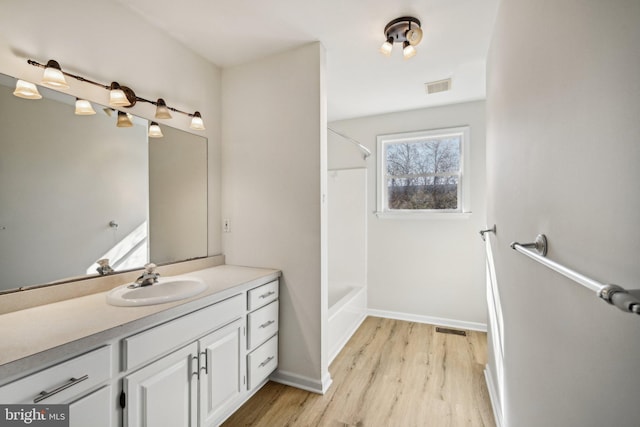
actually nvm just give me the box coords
[327,167,367,363]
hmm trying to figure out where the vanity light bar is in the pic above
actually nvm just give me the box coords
[25,59,205,131]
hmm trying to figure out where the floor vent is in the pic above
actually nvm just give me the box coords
[436,327,466,336]
[425,78,452,94]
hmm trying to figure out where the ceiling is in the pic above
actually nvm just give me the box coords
[115,0,499,122]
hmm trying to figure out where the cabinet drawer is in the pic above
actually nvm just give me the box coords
[247,335,278,389]
[123,294,243,371]
[247,280,279,311]
[247,300,279,350]
[0,346,112,404]
[69,385,113,427]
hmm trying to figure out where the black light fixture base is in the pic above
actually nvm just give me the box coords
[383,16,421,43]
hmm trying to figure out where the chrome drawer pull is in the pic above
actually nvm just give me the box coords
[34,375,89,403]
[259,320,275,329]
[191,355,200,379]
[200,350,208,375]
[259,291,275,299]
[258,356,275,368]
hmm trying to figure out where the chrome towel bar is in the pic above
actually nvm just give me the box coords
[511,234,640,315]
[479,224,496,241]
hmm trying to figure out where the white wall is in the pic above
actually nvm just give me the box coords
[0,0,222,255]
[221,43,329,392]
[329,100,487,327]
[327,168,367,294]
[486,0,640,425]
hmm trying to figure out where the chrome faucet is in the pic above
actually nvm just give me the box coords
[96,258,115,276]
[135,263,160,287]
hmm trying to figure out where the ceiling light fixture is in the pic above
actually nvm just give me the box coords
[24,58,206,130]
[13,79,42,99]
[379,16,423,59]
[75,98,96,115]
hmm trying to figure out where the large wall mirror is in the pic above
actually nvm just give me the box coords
[0,73,208,293]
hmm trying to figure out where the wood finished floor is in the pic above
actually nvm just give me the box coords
[223,316,496,427]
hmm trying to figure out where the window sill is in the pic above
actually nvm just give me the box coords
[375,211,472,220]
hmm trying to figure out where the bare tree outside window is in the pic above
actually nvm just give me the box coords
[382,132,464,211]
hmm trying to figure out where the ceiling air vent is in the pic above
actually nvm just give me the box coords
[425,78,452,95]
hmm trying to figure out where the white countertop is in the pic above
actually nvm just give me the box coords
[0,264,280,382]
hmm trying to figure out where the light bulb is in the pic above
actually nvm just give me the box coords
[13,80,42,99]
[41,60,69,89]
[148,122,163,138]
[190,111,205,130]
[75,98,96,115]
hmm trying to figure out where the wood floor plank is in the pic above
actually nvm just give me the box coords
[223,317,496,427]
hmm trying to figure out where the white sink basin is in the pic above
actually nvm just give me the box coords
[106,276,207,307]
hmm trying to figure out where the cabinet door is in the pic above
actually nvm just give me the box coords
[69,386,112,427]
[124,342,198,427]
[199,318,245,427]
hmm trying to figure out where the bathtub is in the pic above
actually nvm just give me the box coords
[328,281,366,364]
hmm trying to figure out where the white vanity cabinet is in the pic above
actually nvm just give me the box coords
[0,266,281,427]
[122,295,246,427]
[124,318,246,427]
[199,318,245,426]
[68,386,114,427]
[246,280,279,389]
[124,342,199,427]
[0,345,113,426]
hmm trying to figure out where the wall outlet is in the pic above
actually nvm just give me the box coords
[223,219,231,233]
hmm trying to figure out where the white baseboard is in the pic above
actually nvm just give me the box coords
[270,369,332,395]
[484,366,503,427]
[367,308,487,332]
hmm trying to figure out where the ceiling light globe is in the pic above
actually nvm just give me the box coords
[379,38,393,56]
[155,98,172,119]
[75,99,96,115]
[41,60,69,89]
[13,80,42,99]
[149,122,163,138]
[403,42,417,59]
[116,111,133,128]
[406,27,424,46]
[109,82,131,107]
[190,111,205,130]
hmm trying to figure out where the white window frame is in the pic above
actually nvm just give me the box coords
[376,126,471,219]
